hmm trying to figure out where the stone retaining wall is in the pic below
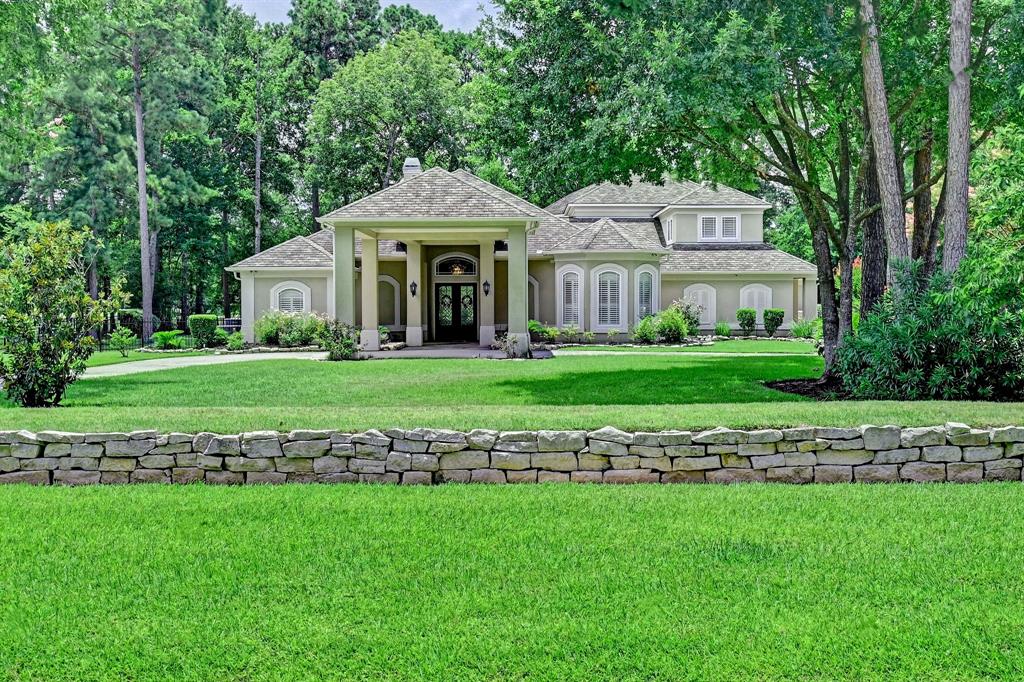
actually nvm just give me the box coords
[1,424,1023,486]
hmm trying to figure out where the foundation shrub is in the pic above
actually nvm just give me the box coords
[187,314,219,348]
[736,308,757,336]
[714,321,731,337]
[763,309,785,337]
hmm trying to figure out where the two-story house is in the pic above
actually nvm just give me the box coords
[227,159,818,353]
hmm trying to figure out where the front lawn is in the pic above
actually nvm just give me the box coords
[85,349,210,367]
[1,354,1022,432]
[561,339,817,354]
[1,484,1022,680]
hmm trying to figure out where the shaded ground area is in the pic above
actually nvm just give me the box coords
[1,484,1023,680]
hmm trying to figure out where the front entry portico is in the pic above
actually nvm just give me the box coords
[324,220,536,356]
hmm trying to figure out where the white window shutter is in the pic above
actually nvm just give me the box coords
[722,216,738,239]
[638,272,653,319]
[562,273,579,326]
[597,272,620,326]
[278,288,304,313]
[700,216,718,239]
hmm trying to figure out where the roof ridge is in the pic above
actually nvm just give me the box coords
[300,233,332,258]
[446,169,540,218]
[321,167,448,219]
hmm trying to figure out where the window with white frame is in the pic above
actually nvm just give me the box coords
[270,280,311,314]
[664,218,675,243]
[683,283,716,326]
[739,283,773,323]
[699,215,741,242]
[557,265,583,328]
[635,265,659,322]
[590,264,627,331]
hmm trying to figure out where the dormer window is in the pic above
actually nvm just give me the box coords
[699,215,741,242]
[664,218,675,244]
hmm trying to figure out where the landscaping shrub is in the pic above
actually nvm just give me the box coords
[528,319,547,342]
[187,314,219,348]
[560,325,581,344]
[668,299,702,333]
[714,321,731,337]
[606,328,620,344]
[582,330,596,344]
[0,220,126,407]
[256,311,326,347]
[631,316,658,344]
[654,307,690,343]
[226,332,245,351]
[736,308,757,336]
[763,308,785,337]
[318,320,360,361]
[212,327,230,346]
[837,260,1024,401]
[790,318,815,339]
[152,330,185,349]
[108,326,138,357]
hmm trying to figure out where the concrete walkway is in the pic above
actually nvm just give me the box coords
[82,351,326,378]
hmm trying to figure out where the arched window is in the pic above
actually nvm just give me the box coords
[740,283,773,323]
[684,283,716,327]
[433,253,477,277]
[635,265,659,322]
[557,265,583,328]
[270,281,311,314]
[591,264,627,331]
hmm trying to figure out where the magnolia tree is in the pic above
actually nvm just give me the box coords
[0,219,126,406]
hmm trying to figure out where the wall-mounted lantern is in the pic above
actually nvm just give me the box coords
[482,280,491,296]
[409,281,418,297]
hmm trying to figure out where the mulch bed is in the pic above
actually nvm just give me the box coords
[765,376,847,401]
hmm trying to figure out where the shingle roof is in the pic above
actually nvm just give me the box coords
[228,234,333,269]
[545,178,769,213]
[662,244,817,274]
[549,218,666,252]
[321,167,542,221]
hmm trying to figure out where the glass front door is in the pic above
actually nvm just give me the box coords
[434,283,477,341]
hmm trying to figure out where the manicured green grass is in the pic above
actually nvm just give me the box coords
[2,484,1023,680]
[85,349,209,367]
[564,339,816,354]
[1,354,1022,432]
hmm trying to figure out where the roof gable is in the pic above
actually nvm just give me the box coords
[550,217,665,252]
[546,177,769,214]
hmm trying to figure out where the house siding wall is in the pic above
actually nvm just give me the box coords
[661,275,817,331]
[663,209,765,244]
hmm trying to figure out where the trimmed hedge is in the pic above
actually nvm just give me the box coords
[188,314,219,348]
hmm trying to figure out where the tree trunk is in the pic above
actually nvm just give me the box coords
[131,39,155,342]
[859,0,909,278]
[221,208,232,318]
[943,0,972,273]
[910,131,934,260]
[923,178,946,278]
[311,182,320,233]
[861,151,888,316]
[254,111,263,253]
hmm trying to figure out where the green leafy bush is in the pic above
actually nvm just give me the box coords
[837,260,1024,400]
[560,325,580,344]
[528,319,547,341]
[790,318,815,339]
[582,330,596,344]
[667,299,702,333]
[187,314,219,348]
[255,311,326,347]
[108,326,138,358]
[606,328,620,344]
[226,332,245,351]
[714,321,731,337]
[631,316,658,344]
[152,330,185,349]
[378,326,391,345]
[318,320,360,361]
[763,308,785,337]
[212,327,230,346]
[736,308,757,336]
[0,220,126,406]
[654,307,690,343]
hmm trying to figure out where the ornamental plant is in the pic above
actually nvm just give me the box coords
[714,321,731,337]
[318,319,360,360]
[0,220,126,406]
[763,308,785,337]
[736,308,757,336]
[108,326,138,357]
[631,316,658,344]
[187,314,219,347]
[654,306,690,342]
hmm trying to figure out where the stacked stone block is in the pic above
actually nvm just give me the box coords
[1,423,1023,486]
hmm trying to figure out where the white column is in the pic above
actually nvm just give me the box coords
[241,271,255,342]
[405,241,423,346]
[479,240,495,347]
[795,278,805,320]
[333,226,355,325]
[506,224,530,357]
[360,235,380,350]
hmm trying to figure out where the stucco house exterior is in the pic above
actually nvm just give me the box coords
[227,158,817,353]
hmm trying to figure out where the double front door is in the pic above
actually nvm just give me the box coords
[434,283,476,341]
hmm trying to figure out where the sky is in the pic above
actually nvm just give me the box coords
[231,0,494,30]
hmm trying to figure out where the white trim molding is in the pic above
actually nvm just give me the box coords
[683,283,717,326]
[739,283,773,323]
[377,274,401,328]
[634,264,659,322]
[590,263,628,332]
[269,280,312,314]
[698,214,742,242]
[556,264,584,329]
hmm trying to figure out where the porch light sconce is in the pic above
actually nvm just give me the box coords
[483,280,491,296]
[409,281,418,297]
